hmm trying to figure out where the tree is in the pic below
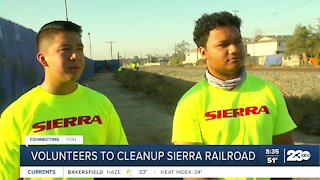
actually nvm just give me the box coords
[133,55,140,62]
[169,40,190,65]
[174,40,190,57]
[313,19,320,57]
[168,56,183,66]
[285,24,319,64]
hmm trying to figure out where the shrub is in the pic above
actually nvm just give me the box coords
[168,56,183,66]
[196,59,206,66]
[286,95,320,135]
[113,69,194,112]
[114,69,320,135]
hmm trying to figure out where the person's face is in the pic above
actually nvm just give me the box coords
[200,25,244,80]
[38,31,85,83]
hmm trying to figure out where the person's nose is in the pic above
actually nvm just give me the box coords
[228,44,237,54]
[70,50,82,61]
[70,52,77,60]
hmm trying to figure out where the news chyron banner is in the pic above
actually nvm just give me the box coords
[20,142,319,178]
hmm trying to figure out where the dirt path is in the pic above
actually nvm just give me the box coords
[84,72,173,144]
[84,71,319,145]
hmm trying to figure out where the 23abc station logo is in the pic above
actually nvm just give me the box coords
[286,149,311,162]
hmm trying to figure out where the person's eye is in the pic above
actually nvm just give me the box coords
[60,47,70,51]
[218,44,228,48]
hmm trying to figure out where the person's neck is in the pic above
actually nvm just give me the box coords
[40,79,78,95]
[208,69,242,80]
[205,67,246,90]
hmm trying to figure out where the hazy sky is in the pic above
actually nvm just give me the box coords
[0,0,319,60]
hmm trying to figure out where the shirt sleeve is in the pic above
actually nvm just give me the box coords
[271,84,297,135]
[171,96,203,144]
[0,106,21,179]
[105,103,128,145]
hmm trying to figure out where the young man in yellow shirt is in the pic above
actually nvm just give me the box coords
[172,11,297,180]
[0,21,128,179]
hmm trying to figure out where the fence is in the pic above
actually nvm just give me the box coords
[0,18,95,112]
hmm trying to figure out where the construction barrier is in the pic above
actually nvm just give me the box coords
[0,18,95,112]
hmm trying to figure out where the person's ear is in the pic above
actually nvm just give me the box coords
[37,52,48,67]
[199,46,207,60]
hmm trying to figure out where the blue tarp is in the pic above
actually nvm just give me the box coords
[264,54,282,66]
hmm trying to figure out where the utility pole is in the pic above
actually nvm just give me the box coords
[64,0,69,21]
[88,32,92,59]
[106,41,115,60]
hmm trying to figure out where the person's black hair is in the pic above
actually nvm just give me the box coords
[193,11,242,48]
[36,21,82,51]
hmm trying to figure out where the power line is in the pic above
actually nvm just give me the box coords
[245,17,318,36]
[244,1,317,36]
[246,0,314,21]
[270,0,313,16]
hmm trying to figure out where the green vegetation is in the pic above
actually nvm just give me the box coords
[168,40,190,66]
[195,59,206,66]
[286,95,320,135]
[168,55,183,66]
[285,20,320,64]
[113,69,194,112]
[114,69,320,135]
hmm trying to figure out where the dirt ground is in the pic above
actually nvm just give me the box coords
[84,71,319,145]
[84,71,173,144]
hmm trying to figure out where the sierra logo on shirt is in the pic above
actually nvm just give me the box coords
[32,115,102,133]
[205,105,270,120]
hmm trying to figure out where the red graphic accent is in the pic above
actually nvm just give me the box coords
[205,105,270,120]
[32,115,102,133]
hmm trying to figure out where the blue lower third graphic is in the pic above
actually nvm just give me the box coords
[20,145,319,166]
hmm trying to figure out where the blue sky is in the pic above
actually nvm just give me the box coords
[0,0,319,60]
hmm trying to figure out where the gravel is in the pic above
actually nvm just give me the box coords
[141,66,320,98]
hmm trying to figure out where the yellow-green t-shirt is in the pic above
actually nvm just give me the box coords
[172,73,297,180]
[0,84,128,180]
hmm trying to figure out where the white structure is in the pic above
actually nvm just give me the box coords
[282,55,300,66]
[184,48,201,64]
[246,35,291,57]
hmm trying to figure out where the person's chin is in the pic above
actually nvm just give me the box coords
[228,63,243,70]
[225,65,243,75]
[65,75,81,82]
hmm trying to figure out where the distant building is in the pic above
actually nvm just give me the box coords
[184,48,201,64]
[246,35,291,57]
